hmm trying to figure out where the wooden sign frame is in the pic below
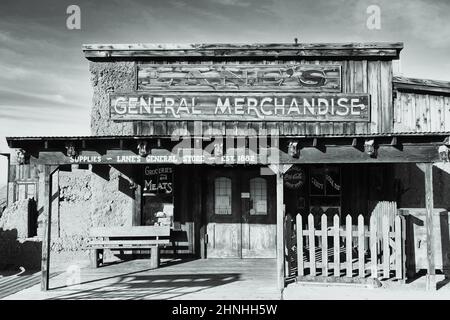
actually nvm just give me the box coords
[137,63,342,92]
[109,92,370,122]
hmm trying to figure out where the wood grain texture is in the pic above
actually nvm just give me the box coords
[109,92,371,122]
[424,163,436,290]
[83,42,403,59]
[137,64,341,92]
[296,214,304,277]
[111,58,392,136]
[393,91,449,133]
[394,76,450,95]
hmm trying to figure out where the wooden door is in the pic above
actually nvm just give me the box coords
[241,169,276,258]
[205,167,276,258]
[205,169,242,258]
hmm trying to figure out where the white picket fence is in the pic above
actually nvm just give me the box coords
[291,213,405,280]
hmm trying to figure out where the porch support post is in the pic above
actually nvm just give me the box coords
[271,164,292,293]
[41,165,58,291]
[423,163,436,290]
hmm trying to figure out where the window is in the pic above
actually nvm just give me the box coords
[214,177,232,215]
[249,177,267,215]
[16,182,37,201]
[309,165,341,219]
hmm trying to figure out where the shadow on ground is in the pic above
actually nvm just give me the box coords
[48,272,241,300]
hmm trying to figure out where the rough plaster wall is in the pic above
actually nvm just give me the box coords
[0,201,41,269]
[51,169,92,252]
[89,167,133,228]
[89,61,136,135]
[52,167,133,252]
[0,200,29,238]
[47,60,137,253]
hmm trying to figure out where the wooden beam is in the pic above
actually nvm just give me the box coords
[393,76,450,95]
[312,138,318,147]
[275,165,285,293]
[41,165,58,291]
[82,42,403,60]
[424,163,436,290]
[132,183,142,226]
[391,137,398,146]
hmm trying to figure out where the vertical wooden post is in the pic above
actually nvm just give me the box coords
[394,215,402,279]
[276,166,285,292]
[41,165,53,291]
[132,183,142,226]
[424,163,436,290]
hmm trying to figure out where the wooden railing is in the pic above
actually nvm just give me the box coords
[286,213,405,282]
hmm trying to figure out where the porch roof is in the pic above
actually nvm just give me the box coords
[393,76,450,95]
[5,132,449,165]
[6,131,450,142]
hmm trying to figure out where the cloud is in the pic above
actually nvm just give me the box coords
[209,0,251,7]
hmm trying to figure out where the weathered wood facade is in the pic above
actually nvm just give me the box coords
[5,42,450,293]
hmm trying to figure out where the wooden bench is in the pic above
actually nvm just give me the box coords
[87,226,171,269]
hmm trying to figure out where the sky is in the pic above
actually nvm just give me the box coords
[0,0,449,185]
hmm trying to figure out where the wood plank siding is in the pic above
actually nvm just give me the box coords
[81,43,406,137]
[393,91,450,133]
[125,59,394,136]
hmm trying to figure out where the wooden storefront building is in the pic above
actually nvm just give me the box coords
[5,42,450,292]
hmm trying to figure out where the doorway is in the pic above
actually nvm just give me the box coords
[204,167,276,258]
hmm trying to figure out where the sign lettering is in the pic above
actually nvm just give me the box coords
[110,93,370,122]
[137,64,341,92]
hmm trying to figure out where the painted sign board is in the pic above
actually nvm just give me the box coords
[110,92,370,122]
[143,166,173,195]
[137,64,341,92]
[66,149,263,165]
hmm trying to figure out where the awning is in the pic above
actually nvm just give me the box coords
[6,132,450,165]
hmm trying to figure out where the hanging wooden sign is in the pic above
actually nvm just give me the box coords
[109,92,370,122]
[137,64,341,92]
